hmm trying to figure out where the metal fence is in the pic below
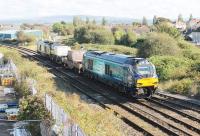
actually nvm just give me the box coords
[45,94,86,136]
[3,59,86,136]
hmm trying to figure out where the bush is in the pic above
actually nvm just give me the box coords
[14,81,31,98]
[91,29,115,45]
[73,44,137,56]
[164,79,194,95]
[150,56,191,80]
[74,25,114,45]
[18,95,50,120]
[137,32,180,57]
[154,23,181,38]
[120,31,137,47]
[178,40,200,60]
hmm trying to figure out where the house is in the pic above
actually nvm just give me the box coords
[187,19,200,31]
[174,21,186,31]
[133,25,150,35]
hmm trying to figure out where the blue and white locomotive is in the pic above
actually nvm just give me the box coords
[83,51,158,98]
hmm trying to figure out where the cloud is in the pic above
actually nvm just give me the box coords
[0,0,199,20]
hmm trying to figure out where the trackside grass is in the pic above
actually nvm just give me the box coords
[0,46,125,136]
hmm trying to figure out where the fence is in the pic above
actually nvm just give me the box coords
[2,58,86,136]
[45,94,86,136]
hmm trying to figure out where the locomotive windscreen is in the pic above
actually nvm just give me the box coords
[134,59,156,77]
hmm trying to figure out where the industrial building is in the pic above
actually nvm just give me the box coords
[0,30,43,40]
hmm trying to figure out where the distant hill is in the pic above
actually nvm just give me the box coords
[0,15,152,25]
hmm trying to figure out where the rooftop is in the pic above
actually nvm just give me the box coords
[0,30,42,34]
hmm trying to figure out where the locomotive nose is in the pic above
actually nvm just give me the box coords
[136,78,158,88]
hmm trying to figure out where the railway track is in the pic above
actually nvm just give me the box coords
[156,92,200,113]
[5,46,200,136]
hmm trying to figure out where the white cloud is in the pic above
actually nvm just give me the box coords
[0,0,199,20]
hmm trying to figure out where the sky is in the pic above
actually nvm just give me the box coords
[0,0,199,20]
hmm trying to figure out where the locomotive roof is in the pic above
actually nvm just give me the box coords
[85,51,145,65]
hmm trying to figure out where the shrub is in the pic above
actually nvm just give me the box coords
[14,81,31,98]
[91,29,115,45]
[120,31,137,47]
[18,95,50,120]
[178,40,200,60]
[164,79,194,95]
[74,25,114,45]
[113,28,126,44]
[73,44,137,56]
[154,22,181,38]
[137,32,180,57]
[150,56,191,80]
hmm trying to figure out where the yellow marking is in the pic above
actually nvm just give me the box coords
[137,78,158,88]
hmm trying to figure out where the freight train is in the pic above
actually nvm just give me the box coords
[37,41,158,98]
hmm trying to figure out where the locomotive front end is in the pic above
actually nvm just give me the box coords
[131,59,158,98]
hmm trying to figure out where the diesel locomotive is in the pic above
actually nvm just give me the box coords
[37,41,158,98]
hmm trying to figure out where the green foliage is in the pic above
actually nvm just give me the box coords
[14,81,31,98]
[52,22,74,36]
[52,22,63,34]
[132,22,141,26]
[73,44,137,56]
[137,32,180,57]
[0,46,125,136]
[86,17,90,24]
[16,31,36,44]
[18,95,50,120]
[150,56,191,80]
[120,31,137,47]
[74,25,114,45]
[142,16,148,26]
[178,40,200,60]
[178,14,184,22]
[166,79,194,95]
[73,16,84,26]
[91,29,115,45]
[102,17,107,26]
[189,14,193,21]
[154,23,181,38]
[113,27,126,44]
[153,15,157,25]
[154,17,172,24]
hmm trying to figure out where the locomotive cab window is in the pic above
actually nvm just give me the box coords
[88,59,93,70]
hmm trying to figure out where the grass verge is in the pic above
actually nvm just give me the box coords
[0,46,124,136]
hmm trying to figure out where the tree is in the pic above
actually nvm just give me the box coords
[132,22,141,26]
[153,15,157,25]
[137,32,180,57]
[16,31,27,43]
[154,17,172,25]
[178,14,184,22]
[189,14,193,21]
[92,19,96,25]
[86,17,90,24]
[61,21,66,25]
[73,16,83,26]
[52,22,64,34]
[113,28,126,44]
[142,16,148,26]
[16,31,36,45]
[155,22,181,38]
[74,25,114,45]
[92,29,115,45]
[102,17,107,26]
[120,31,137,47]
